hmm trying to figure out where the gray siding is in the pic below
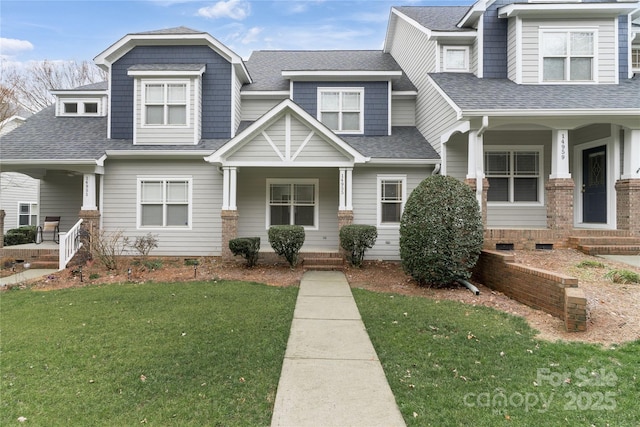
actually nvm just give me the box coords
[391,97,416,126]
[445,132,469,181]
[236,167,339,251]
[39,171,83,232]
[422,80,459,154]
[111,45,232,140]
[241,98,284,121]
[0,172,39,234]
[292,81,389,136]
[233,73,243,135]
[507,18,518,81]
[521,18,618,84]
[102,159,222,256]
[483,0,510,78]
[484,130,551,228]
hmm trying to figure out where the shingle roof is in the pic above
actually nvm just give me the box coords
[429,73,640,111]
[393,6,472,32]
[132,26,204,36]
[244,50,417,92]
[342,127,439,160]
[0,106,227,161]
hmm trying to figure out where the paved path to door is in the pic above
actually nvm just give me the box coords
[271,270,406,427]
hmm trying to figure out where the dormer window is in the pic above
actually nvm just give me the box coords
[318,88,364,134]
[443,46,470,72]
[143,82,188,126]
[59,99,103,116]
[541,29,595,82]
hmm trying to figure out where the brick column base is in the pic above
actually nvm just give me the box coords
[78,210,101,262]
[221,210,239,260]
[615,179,640,236]
[0,210,5,248]
[564,288,587,332]
[337,210,354,254]
[545,178,575,230]
[464,178,489,227]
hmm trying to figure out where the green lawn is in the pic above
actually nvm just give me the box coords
[353,289,640,427]
[0,281,298,426]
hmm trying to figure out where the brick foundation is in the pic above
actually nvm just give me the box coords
[545,178,575,230]
[472,249,586,332]
[615,179,640,237]
[221,210,239,260]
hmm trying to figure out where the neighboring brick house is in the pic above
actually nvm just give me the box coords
[0,1,639,263]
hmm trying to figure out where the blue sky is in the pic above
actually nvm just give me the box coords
[1,0,473,64]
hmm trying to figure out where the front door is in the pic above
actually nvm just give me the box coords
[582,145,607,223]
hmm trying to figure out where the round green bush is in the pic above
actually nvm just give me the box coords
[400,175,483,287]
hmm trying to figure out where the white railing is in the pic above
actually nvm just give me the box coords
[59,219,84,270]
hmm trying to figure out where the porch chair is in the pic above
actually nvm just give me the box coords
[35,216,60,244]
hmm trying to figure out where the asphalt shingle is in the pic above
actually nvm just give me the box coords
[393,6,472,32]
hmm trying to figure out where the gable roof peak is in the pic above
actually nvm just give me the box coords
[131,26,204,36]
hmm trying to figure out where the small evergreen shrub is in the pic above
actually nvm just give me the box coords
[340,224,378,267]
[3,226,37,246]
[400,175,484,287]
[229,237,261,267]
[268,225,305,268]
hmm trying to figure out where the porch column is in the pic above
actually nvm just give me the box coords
[78,209,101,257]
[339,167,353,210]
[616,129,640,235]
[221,167,239,259]
[546,129,574,231]
[82,173,97,210]
[464,130,487,225]
[0,210,5,248]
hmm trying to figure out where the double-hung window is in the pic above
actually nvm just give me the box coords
[485,149,542,203]
[144,82,187,126]
[632,48,640,73]
[139,178,191,228]
[541,30,595,82]
[318,88,364,133]
[377,175,406,226]
[267,179,318,229]
[18,202,38,227]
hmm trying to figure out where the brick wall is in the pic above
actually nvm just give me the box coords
[545,178,575,230]
[221,210,239,259]
[615,179,640,236]
[472,249,587,332]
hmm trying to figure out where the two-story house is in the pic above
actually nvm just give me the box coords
[1,1,639,266]
[385,1,640,249]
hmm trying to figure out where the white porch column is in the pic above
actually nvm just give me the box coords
[222,167,238,210]
[339,167,353,210]
[81,173,97,210]
[467,130,484,205]
[550,129,571,179]
[622,129,640,179]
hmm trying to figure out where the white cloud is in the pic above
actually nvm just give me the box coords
[197,0,250,20]
[0,38,34,57]
[241,27,262,44]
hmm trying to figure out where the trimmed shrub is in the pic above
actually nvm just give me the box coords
[340,224,378,267]
[229,237,261,267]
[400,175,484,287]
[3,226,37,246]
[268,225,305,268]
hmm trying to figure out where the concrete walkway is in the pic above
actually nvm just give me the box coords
[0,269,57,287]
[271,271,406,427]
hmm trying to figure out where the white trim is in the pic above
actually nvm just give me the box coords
[57,98,104,117]
[230,73,236,138]
[387,81,392,136]
[614,16,620,84]
[442,45,471,72]
[317,87,365,135]
[538,27,599,84]
[140,79,191,128]
[499,3,638,19]
[485,145,545,206]
[549,129,571,179]
[136,176,193,230]
[16,201,38,228]
[127,68,206,77]
[82,173,97,211]
[377,174,407,229]
[573,137,617,229]
[282,70,402,80]
[477,13,484,78]
[265,178,319,231]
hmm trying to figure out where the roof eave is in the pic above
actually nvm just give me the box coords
[462,108,640,117]
[498,3,640,19]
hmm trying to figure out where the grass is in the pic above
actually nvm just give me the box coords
[575,260,605,269]
[604,269,640,284]
[1,281,298,426]
[353,289,640,427]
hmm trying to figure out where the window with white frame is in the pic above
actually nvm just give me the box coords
[267,180,318,228]
[318,88,364,133]
[377,175,406,226]
[138,178,191,228]
[541,30,595,82]
[18,202,38,227]
[632,48,640,72]
[443,46,470,72]
[485,149,542,203]
[143,81,188,126]
[60,99,101,116]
